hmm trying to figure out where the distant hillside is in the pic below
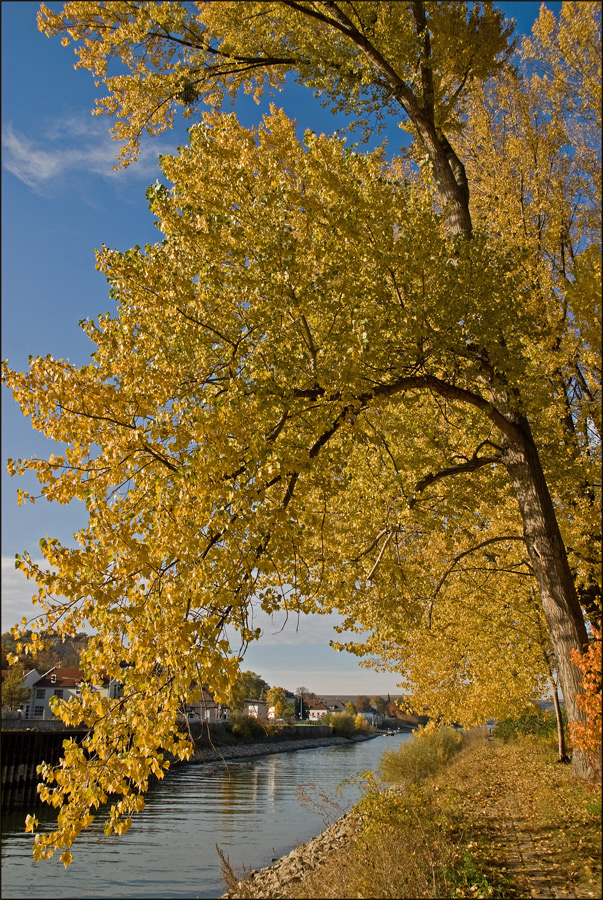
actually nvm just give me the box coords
[1,631,89,672]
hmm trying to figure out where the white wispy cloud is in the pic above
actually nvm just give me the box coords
[2,117,177,191]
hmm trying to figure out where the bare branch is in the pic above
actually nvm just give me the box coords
[351,527,389,562]
[367,530,395,580]
[427,535,527,628]
[299,314,318,376]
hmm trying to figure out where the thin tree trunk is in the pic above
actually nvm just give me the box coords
[503,420,595,779]
[550,678,569,763]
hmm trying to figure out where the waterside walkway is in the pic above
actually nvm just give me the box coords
[221,738,601,900]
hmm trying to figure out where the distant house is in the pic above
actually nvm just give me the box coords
[358,709,381,726]
[27,667,85,719]
[184,689,230,722]
[267,688,297,719]
[22,666,122,720]
[306,699,330,721]
[22,668,41,693]
[243,698,268,721]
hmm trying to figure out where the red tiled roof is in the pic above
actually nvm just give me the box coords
[35,667,84,688]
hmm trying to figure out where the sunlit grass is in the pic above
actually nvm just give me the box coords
[224,728,602,899]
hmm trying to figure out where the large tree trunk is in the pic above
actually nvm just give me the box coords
[502,420,595,779]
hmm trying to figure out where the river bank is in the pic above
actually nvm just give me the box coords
[185,731,379,766]
[2,727,408,899]
[218,734,602,899]
[219,804,361,899]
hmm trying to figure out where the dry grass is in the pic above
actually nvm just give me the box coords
[288,790,457,898]
[379,724,463,787]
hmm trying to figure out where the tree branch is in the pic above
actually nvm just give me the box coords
[427,535,528,628]
[410,0,435,121]
[351,528,389,562]
[367,530,395,580]
[410,454,502,509]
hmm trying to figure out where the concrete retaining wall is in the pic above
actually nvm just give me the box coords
[1,727,87,805]
[188,721,332,746]
[1,717,89,732]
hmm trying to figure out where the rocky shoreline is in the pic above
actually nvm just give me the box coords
[219,804,361,899]
[186,731,378,766]
[181,731,377,898]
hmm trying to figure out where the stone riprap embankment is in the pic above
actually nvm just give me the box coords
[219,806,360,899]
[188,732,377,766]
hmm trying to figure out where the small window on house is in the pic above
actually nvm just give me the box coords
[34,706,44,717]
[36,688,45,699]
[50,674,56,683]
[54,689,63,698]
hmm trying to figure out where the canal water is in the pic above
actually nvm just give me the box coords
[1,731,413,899]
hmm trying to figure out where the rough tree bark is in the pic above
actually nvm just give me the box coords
[502,420,594,779]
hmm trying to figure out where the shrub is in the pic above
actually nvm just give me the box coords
[327,711,357,737]
[229,712,267,740]
[570,627,602,777]
[494,707,565,743]
[379,725,463,787]
[355,713,373,734]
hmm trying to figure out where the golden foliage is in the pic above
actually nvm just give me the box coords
[1,1,600,860]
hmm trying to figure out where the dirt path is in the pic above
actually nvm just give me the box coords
[465,739,597,899]
[490,791,579,898]
[481,783,572,897]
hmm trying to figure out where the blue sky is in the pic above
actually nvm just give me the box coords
[1,1,561,694]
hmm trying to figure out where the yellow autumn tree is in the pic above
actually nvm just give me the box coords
[2,0,601,864]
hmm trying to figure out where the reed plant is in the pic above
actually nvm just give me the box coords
[379,724,463,787]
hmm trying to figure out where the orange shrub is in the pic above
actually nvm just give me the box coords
[570,627,602,777]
